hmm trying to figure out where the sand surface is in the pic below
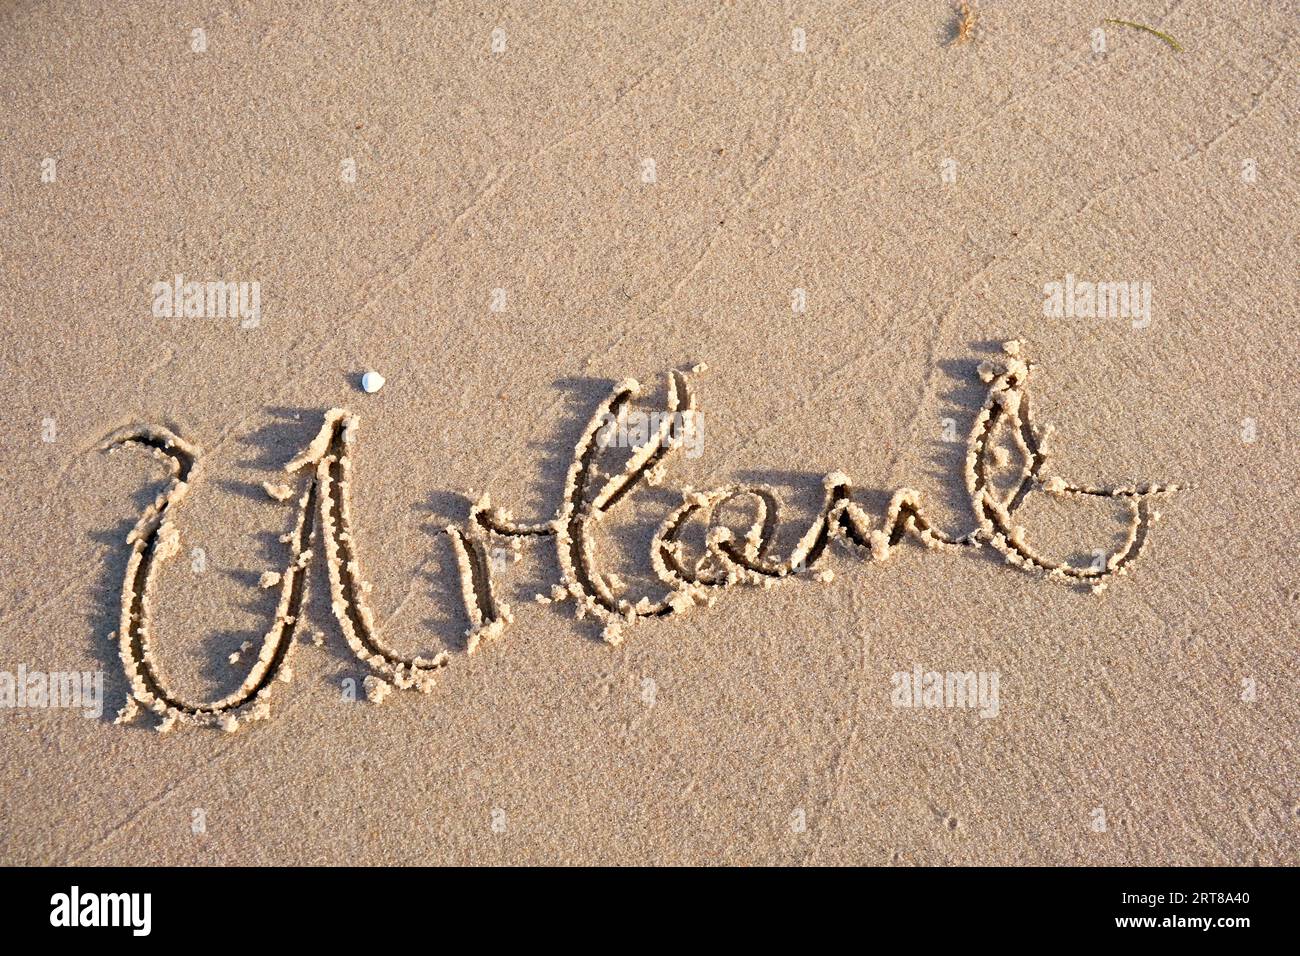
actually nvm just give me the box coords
[1,0,1296,865]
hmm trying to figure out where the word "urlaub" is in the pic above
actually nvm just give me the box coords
[103,341,1181,733]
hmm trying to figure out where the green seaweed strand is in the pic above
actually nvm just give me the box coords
[1103,18,1184,52]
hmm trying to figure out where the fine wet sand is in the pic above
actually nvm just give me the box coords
[1,1,1296,865]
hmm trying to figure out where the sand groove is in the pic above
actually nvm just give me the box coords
[106,342,1181,731]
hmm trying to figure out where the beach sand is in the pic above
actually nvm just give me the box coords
[1,0,1296,865]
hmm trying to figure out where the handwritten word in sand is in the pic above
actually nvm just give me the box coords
[103,341,1182,732]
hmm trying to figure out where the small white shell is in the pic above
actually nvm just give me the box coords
[361,371,385,394]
